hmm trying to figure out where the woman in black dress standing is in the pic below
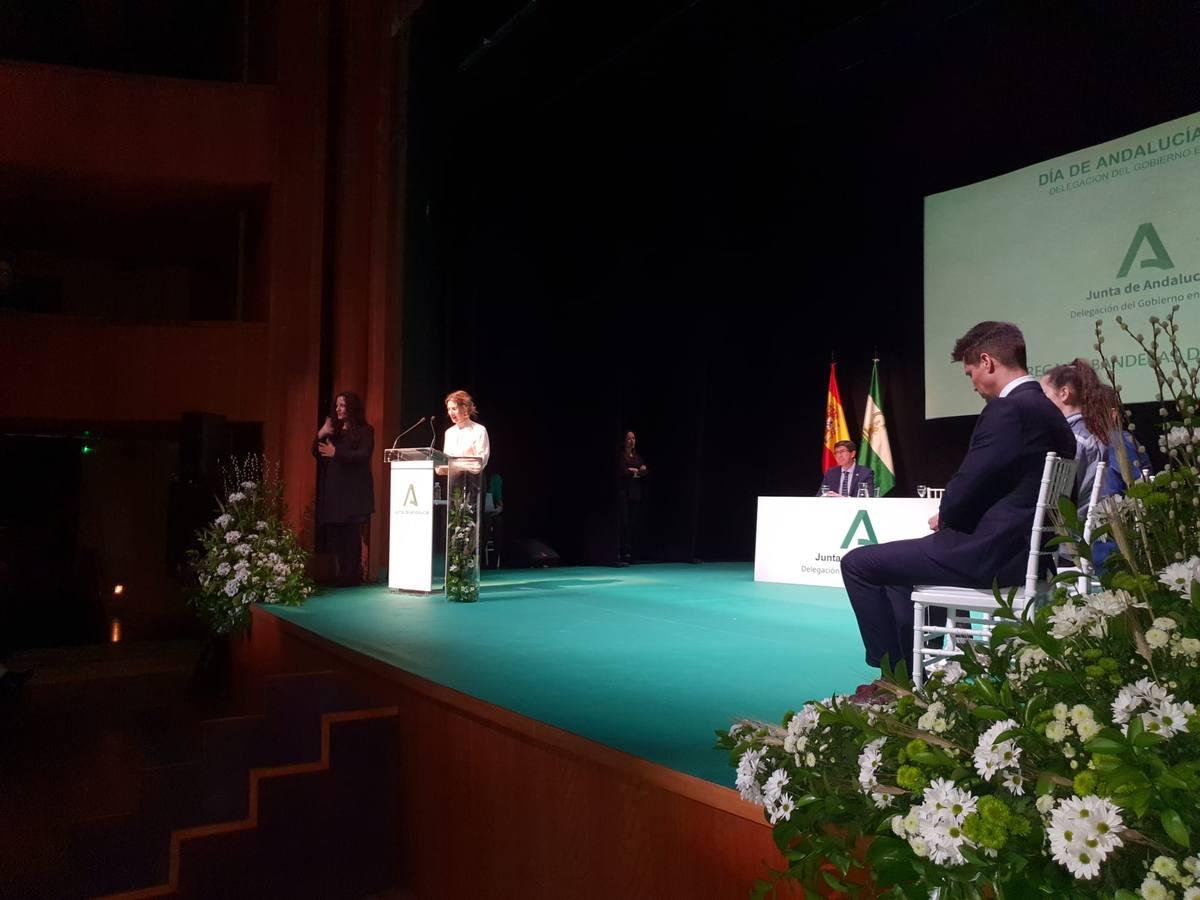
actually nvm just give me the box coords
[314,391,374,586]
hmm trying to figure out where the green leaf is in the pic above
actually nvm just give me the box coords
[1127,714,1145,742]
[992,727,1023,745]
[1161,808,1191,849]
[1084,736,1126,755]
[1130,788,1153,818]
[820,870,850,892]
[866,836,907,865]
[1024,694,1049,727]
[1156,771,1190,791]
[990,623,1023,644]
[1133,731,1167,748]
[910,751,946,767]
[1035,774,1054,796]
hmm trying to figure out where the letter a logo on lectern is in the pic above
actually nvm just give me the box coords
[840,510,878,549]
[1116,223,1175,278]
[403,484,419,507]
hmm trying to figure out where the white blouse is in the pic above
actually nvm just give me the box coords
[443,420,490,468]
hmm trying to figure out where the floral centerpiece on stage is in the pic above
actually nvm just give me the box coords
[445,485,480,602]
[720,311,1200,900]
[190,455,314,635]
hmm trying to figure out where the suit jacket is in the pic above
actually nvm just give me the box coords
[821,464,875,497]
[929,381,1077,584]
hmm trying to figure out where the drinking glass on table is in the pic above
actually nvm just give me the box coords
[857,484,870,498]
[917,484,928,498]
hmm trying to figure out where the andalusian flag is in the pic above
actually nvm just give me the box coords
[859,360,896,496]
[822,363,851,473]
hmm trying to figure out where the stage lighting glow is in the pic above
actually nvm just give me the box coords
[110,618,122,643]
[113,584,125,596]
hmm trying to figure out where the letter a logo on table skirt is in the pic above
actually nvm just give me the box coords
[840,510,878,549]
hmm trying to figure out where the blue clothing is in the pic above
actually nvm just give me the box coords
[1103,432,1150,496]
[1092,431,1152,576]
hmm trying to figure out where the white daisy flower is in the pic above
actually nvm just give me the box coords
[1001,771,1024,795]
[1159,557,1200,594]
[735,748,766,805]
[1143,700,1194,739]
[1048,599,1097,639]
[763,769,789,805]
[973,718,1020,782]
[1084,589,1135,617]
[914,778,977,867]
[857,737,886,797]
[767,794,795,824]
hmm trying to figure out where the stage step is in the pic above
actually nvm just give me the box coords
[68,671,400,899]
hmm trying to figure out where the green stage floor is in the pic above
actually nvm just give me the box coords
[262,563,875,786]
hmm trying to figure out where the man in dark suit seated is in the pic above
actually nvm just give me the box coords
[821,441,875,497]
[840,321,1077,683]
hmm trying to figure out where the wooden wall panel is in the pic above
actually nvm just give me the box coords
[237,609,805,900]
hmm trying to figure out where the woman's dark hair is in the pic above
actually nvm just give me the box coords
[332,391,367,433]
[1043,358,1109,445]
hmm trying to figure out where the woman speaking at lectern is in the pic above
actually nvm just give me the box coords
[313,391,375,586]
[443,389,490,470]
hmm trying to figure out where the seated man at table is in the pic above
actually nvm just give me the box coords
[839,321,1077,686]
[820,441,874,497]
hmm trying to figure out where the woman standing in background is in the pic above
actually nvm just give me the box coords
[314,391,375,586]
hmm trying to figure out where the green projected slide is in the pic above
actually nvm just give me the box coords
[924,111,1200,419]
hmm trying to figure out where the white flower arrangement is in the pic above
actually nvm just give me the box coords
[189,455,313,635]
[718,313,1200,898]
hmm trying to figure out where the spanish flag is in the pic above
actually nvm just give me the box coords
[822,363,851,473]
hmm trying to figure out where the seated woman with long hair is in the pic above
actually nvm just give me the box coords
[1039,357,1110,522]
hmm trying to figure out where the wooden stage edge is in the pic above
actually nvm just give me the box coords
[236,606,801,900]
